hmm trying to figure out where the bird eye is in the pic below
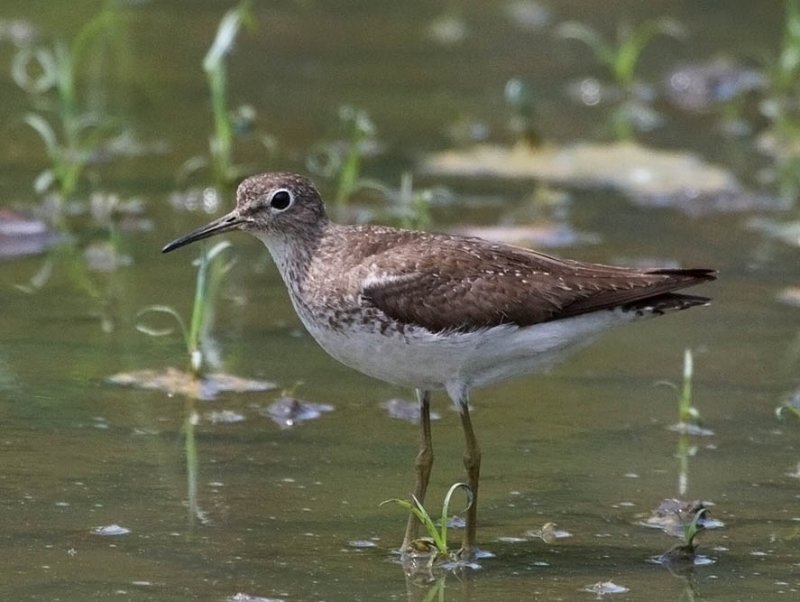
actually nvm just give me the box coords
[270,189,293,211]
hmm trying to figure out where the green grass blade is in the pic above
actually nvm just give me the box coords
[23,114,59,158]
[380,497,446,554]
[135,305,189,346]
[440,482,471,551]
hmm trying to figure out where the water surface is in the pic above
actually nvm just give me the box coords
[1,1,798,600]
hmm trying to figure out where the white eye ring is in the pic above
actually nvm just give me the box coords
[269,188,294,212]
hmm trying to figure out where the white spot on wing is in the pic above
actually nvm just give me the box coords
[361,271,417,291]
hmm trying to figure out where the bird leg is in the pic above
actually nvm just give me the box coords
[401,389,434,553]
[458,395,481,559]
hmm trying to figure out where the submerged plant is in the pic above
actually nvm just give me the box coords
[381,482,472,564]
[136,241,235,378]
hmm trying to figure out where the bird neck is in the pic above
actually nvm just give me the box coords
[252,220,332,290]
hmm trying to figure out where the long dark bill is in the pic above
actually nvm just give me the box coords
[162,211,246,253]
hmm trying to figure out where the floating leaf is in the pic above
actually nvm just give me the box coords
[108,367,277,401]
[91,524,130,536]
[260,397,334,429]
[423,141,778,216]
[583,580,629,596]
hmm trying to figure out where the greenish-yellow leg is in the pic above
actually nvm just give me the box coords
[458,396,481,559]
[401,389,433,552]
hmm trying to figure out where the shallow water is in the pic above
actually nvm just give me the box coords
[2,1,799,600]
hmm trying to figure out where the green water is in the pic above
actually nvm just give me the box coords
[1,1,799,600]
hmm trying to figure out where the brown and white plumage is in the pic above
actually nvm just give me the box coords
[163,172,716,560]
[353,230,713,331]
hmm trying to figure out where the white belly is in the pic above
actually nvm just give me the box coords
[298,307,641,398]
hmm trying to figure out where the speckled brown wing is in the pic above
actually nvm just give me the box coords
[360,234,716,333]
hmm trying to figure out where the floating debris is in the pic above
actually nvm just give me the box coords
[0,209,61,260]
[347,539,379,549]
[423,141,778,216]
[667,422,715,436]
[108,367,277,401]
[403,545,493,573]
[663,58,765,113]
[497,536,527,543]
[204,410,246,424]
[649,504,715,572]
[91,524,131,536]
[260,396,334,429]
[583,580,629,596]
[650,546,715,571]
[526,522,572,543]
[641,499,723,537]
[228,594,285,602]
[381,398,441,423]
[446,515,466,529]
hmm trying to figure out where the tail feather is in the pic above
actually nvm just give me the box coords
[622,292,711,316]
[649,267,718,284]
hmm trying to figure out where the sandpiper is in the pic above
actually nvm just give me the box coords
[163,172,716,560]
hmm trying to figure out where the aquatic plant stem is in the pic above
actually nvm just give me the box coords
[333,106,375,214]
[188,241,234,377]
[188,245,210,376]
[203,0,255,186]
